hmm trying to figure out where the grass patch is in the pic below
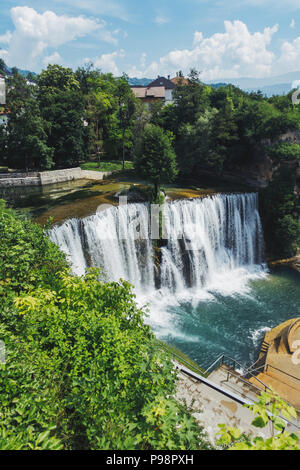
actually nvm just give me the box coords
[157,340,206,376]
[81,161,134,172]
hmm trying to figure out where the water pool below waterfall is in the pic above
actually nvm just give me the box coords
[50,193,300,370]
[145,265,300,370]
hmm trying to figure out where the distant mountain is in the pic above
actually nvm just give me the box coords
[128,74,297,97]
[128,78,153,86]
[0,60,37,79]
[5,67,37,78]
[210,83,228,89]
[207,71,300,97]
[245,83,293,97]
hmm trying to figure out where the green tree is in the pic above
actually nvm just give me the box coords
[268,142,300,163]
[3,72,54,170]
[260,167,300,257]
[85,72,118,167]
[172,69,210,130]
[135,124,178,200]
[37,65,86,168]
[177,109,217,175]
[115,74,136,170]
[211,96,239,173]
[0,58,6,76]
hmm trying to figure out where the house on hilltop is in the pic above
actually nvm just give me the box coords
[131,75,180,109]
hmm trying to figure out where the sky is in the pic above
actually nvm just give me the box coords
[1,0,300,80]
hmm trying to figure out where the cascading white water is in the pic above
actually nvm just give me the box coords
[49,193,265,296]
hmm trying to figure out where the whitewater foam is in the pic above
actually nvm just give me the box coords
[50,193,267,333]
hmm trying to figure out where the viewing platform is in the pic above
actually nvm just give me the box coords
[174,318,300,445]
[249,317,300,411]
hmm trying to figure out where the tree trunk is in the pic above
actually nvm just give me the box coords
[122,128,125,171]
[154,182,159,202]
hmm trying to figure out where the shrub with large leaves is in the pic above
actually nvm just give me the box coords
[10,271,207,450]
[0,203,208,450]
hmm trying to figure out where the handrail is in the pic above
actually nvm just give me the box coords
[203,354,273,395]
[176,361,300,431]
[245,364,265,375]
[175,361,255,407]
[244,342,270,376]
[266,363,300,384]
[225,367,271,394]
[203,354,225,375]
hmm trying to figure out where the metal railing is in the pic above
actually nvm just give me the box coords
[176,361,300,431]
[203,354,272,393]
[266,363,300,385]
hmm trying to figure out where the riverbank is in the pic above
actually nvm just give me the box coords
[268,254,300,273]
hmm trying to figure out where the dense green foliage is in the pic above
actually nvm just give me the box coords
[260,168,300,257]
[0,63,137,170]
[146,71,300,256]
[267,142,300,163]
[0,200,67,296]
[149,71,300,176]
[0,202,208,450]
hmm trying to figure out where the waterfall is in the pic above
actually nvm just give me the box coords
[49,193,265,295]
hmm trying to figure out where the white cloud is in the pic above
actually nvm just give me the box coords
[127,52,148,78]
[43,51,63,66]
[290,18,296,29]
[130,21,279,80]
[193,31,203,45]
[85,50,125,75]
[277,37,300,73]
[0,31,12,45]
[2,6,117,70]
[0,49,9,61]
[140,52,147,69]
[154,15,169,25]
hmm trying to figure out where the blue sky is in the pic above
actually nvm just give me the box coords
[0,0,300,79]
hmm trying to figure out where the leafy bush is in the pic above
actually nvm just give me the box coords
[0,200,67,296]
[0,203,208,450]
[268,142,300,163]
[217,391,299,450]
[260,169,300,257]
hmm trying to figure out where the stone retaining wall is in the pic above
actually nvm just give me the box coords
[0,176,41,187]
[0,168,113,187]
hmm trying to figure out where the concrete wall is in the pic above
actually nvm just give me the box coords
[0,167,113,188]
[0,176,41,187]
[39,168,83,185]
[0,172,39,179]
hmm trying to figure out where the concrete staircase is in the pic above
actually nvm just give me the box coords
[250,372,300,411]
[248,318,300,412]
